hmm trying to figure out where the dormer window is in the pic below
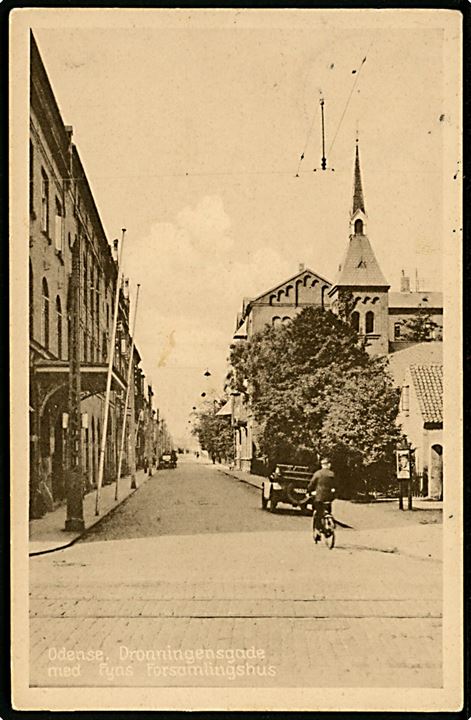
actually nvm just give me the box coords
[354,218,363,234]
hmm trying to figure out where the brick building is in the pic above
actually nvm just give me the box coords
[29,34,156,518]
[230,141,443,483]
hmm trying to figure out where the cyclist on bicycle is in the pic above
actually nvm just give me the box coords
[307,458,336,542]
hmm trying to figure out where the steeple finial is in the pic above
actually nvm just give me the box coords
[352,139,366,215]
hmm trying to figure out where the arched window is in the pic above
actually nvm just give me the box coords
[282,316,291,326]
[42,278,49,349]
[365,310,374,334]
[29,261,34,338]
[354,219,363,234]
[272,316,282,329]
[351,311,360,332]
[56,296,62,359]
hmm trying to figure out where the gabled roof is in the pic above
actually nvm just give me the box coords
[410,364,443,424]
[233,317,248,339]
[389,291,443,309]
[335,235,389,287]
[216,399,232,417]
[251,267,332,304]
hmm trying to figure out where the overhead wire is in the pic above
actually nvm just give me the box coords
[295,95,322,177]
[327,39,374,156]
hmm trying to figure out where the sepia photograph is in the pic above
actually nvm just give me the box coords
[10,7,462,712]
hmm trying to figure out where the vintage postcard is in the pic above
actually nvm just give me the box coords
[10,7,462,712]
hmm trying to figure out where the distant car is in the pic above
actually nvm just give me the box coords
[158,453,176,469]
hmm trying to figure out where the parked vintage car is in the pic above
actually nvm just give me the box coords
[261,464,314,513]
[158,453,176,469]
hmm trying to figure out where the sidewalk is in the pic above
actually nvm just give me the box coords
[216,463,443,516]
[29,469,150,556]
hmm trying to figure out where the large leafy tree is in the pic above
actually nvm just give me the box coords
[230,306,400,495]
[399,308,440,342]
[191,399,234,463]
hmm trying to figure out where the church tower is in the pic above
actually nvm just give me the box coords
[329,140,390,355]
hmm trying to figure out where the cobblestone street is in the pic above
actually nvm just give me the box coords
[30,458,442,688]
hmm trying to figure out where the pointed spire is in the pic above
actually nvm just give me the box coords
[352,138,366,215]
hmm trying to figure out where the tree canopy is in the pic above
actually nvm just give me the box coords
[191,398,234,463]
[230,306,400,495]
[399,308,440,342]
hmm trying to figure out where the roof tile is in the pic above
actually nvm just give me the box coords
[410,364,443,424]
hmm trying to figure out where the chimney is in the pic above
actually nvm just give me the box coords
[299,263,305,272]
[400,270,410,293]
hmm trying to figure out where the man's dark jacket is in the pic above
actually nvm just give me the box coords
[307,468,335,502]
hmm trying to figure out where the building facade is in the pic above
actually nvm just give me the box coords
[230,141,443,488]
[29,35,159,518]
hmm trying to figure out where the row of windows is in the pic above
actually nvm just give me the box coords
[30,144,118,362]
[273,311,375,334]
[30,265,112,363]
[272,316,292,329]
[29,272,65,358]
[31,141,65,253]
[351,310,375,334]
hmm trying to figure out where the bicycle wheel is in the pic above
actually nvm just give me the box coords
[323,515,336,549]
[312,511,321,543]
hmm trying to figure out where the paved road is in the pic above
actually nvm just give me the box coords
[30,457,442,688]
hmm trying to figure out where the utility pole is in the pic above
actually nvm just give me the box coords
[96,228,126,515]
[129,363,138,488]
[145,385,154,476]
[65,233,84,531]
[115,283,140,499]
[320,97,327,171]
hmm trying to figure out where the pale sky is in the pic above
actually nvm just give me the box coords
[31,10,454,445]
